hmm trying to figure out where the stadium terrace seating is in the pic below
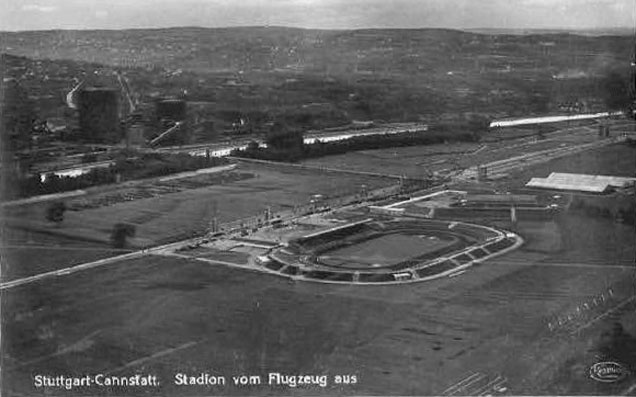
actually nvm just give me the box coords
[468,247,489,259]
[416,261,457,278]
[448,223,498,242]
[483,238,515,253]
[301,270,354,282]
[265,261,285,271]
[263,219,519,284]
[281,265,299,275]
[295,222,370,247]
[358,273,396,282]
[452,254,473,265]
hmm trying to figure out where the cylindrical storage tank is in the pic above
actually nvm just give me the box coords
[78,87,121,143]
[156,99,187,122]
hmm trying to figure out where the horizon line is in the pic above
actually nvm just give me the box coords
[1,25,635,35]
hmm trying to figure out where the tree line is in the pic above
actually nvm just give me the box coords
[231,121,483,163]
[4,152,228,200]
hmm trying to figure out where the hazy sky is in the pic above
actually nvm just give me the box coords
[1,0,635,31]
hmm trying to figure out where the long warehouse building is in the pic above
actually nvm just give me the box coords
[526,172,636,193]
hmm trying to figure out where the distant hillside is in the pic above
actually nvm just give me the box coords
[1,27,633,141]
[0,26,631,75]
[465,27,636,37]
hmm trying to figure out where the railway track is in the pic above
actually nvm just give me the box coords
[456,137,623,181]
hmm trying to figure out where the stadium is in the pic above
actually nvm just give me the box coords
[250,206,523,285]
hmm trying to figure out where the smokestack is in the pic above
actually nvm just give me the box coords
[631,40,636,119]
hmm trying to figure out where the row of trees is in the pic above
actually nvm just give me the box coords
[232,121,482,162]
[5,152,228,199]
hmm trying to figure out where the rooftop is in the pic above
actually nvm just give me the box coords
[525,172,635,193]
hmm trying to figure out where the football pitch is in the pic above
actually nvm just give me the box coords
[320,233,456,267]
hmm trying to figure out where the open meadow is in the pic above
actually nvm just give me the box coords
[1,164,395,281]
[2,141,636,395]
[2,211,634,396]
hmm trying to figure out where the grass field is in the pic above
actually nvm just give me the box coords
[0,228,127,282]
[502,143,636,189]
[300,124,626,178]
[1,164,394,281]
[321,233,455,267]
[8,164,393,244]
[3,133,636,396]
[2,208,635,396]
[301,142,481,177]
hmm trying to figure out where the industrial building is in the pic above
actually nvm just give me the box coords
[526,172,636,193]
[156,98,187,122]
[78,87,121,143]
[149,98,188,146]
[0,79,34,151]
